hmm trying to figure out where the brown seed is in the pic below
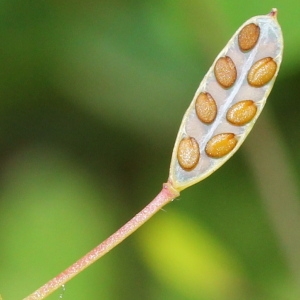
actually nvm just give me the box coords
[205,133,237,158]
[247,57,277,87]
[214,56,237,88]
[238,23,260,51]
[177,137,200,171]
[226,100,257,126]
[195,92,217,124]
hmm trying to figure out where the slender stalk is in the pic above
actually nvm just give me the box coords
[23,181,179,300]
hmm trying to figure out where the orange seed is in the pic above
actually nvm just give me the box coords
[205,133,237,158]
[238,23,260,51]
[177,137,200,171]
[247,57,277,87]
[195,92,217,124]
[226,100,257,126]
[214,56,237,88]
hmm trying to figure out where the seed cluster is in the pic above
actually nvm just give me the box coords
[170,9,283,190]
[177,21,277,171]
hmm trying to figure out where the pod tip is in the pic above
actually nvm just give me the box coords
[268,8,278,18]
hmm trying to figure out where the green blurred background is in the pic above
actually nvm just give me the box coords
[0,0,300,299]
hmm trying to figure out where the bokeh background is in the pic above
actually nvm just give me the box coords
[1,0,300,299]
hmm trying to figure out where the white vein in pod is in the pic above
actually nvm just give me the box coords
[169,9,283,191]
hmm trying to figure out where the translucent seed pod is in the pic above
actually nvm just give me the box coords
[169,9,283,191]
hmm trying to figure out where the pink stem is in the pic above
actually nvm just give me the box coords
[23,181,179,300]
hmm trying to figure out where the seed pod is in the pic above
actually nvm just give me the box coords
[169,9,283,191]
